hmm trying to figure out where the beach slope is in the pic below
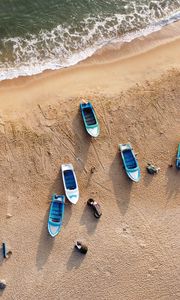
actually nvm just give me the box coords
[0,29,180,300]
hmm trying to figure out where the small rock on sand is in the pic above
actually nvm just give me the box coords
[168,164,173,168]
[0,279,6,289]
[6,213,12,218]
[90,166,96,174]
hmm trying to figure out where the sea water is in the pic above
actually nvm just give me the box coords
[0,0,179,80]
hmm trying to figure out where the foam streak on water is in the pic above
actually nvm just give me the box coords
[0,0,180,80]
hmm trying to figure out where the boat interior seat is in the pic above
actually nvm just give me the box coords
[64,170,76,189]
[86,119,96,125]
[123,150,137,169]
[52,218,60,222]
[52,212,60,217]
[126,160,137,168]
[84,109,96,125]
[51,212,61,219]
[127,164,136,169]
[86,120,96,126]
[66,181,76,190]
[53,206,61,212]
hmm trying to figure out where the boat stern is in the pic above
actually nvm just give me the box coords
[67,191,79,204]
[176,159,180,169]
[127,169,140,182]
[61,163,73,172]
[52,194,65,203]
[119,143,131,152]
[48,223,61,237]
[87,126,100,138]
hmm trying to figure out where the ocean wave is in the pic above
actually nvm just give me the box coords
[0,8,180,81]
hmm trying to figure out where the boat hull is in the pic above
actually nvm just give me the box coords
[119,143,141,182]
[80,102,100,138]
[61,163,79,204]
[48,223,61,237]
[176,143,180,169]
[48,195,65,237]
[86,126,100,138]
[127,170,140,182]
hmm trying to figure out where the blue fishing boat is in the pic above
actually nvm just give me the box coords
[176,143,180,169]
[119,143,140,182]
[61,163,79,204]
[48,194,65,237]
[80,102,100,137]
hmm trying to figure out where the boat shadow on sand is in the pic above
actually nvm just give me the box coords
[109,152,132,216]
[0,245,4,266]
[36,208,55,271]
[72,110,91,174]
[165,165,180,202]
[0,289,5,297]
[143,167,154,187]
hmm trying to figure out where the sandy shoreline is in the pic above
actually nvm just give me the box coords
[0,21,180,115]
[0,22,180,300]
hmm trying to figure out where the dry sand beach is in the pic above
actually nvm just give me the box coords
[0,23,180,300]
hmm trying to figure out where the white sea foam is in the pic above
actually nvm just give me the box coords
[0,9,180,81]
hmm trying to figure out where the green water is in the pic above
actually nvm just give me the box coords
[0,0,179,80]
[0,0,129,37]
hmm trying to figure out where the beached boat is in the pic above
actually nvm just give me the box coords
[80,102,100,137]
[48,194,65,237]
[119,143,140,182]
[176,143,180,169]
[61,163,79,204]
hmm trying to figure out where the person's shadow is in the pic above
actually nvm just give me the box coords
[0,245,4,266]
[72,109,91,175]
[36,208,54,271]
[0,243,12,267]
[66,247,86,271]
[0,289,5,296]
[109,152,132,215]
[165,165,180,201]
[80,203,98,235]
[143,167,154,186]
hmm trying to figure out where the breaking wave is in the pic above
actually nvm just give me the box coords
[0,7,180,80]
